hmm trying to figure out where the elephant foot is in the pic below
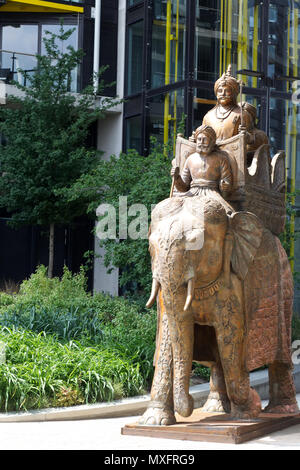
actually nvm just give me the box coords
[174,392,194,418]
[138,405,176,426]
[230,388,261,420]
[201,391,231,413]
[263,402,300,415]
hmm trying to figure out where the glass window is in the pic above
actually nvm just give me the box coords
[269,2,300,92]
[149,88,185,147]
[151,0,186,89]
[126,21,144,96]
[41,24,79,92]
[128,0,143,6]
[195,0,263,88]
[193,88,217,130]
[125,115,142,153]
[0,23,79,90]
[1,24,38,85]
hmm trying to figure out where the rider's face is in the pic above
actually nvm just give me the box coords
[216,85,234,106]
[196,133,212,155]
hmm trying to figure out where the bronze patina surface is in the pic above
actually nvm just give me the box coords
[125,66,299,442]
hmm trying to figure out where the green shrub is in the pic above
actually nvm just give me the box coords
[0,266,157,410]
[0,327,148,411]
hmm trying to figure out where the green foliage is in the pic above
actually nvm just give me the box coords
[280,190,300,286]
[0,24,120,239]
[0,327,147,411]
[292,313,300,342]
[0,266,157,410]
[60,138,174,299]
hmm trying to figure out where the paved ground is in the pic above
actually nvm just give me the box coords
[0,395,299,451]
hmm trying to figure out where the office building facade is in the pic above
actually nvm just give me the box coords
[0,0,299,309]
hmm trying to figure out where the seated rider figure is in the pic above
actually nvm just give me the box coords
[171,125,234,214]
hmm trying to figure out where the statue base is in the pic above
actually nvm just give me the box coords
[121,409,300,444]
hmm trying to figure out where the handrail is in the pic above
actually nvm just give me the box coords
[0,49,36,57]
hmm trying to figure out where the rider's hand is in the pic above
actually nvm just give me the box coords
[171,166,180,178]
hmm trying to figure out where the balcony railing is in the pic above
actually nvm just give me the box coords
[0,49,37,87]
[0,49,78,91]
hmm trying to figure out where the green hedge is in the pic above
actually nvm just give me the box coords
[0,266,157,411]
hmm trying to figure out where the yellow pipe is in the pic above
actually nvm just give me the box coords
[252,3,259,88]
[226,0,232,68]
[219,0,224,77]
[242,0,248,85]
[237,0,243,77]
[172,0,180,151]
[164,0,172,148]
[223,0,227,74]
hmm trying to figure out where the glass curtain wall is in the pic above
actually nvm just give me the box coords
[149,88,185,149]
[195,0,262,86]
[124,0,300,309]
[126,20,144,95]
[151,0,186,148]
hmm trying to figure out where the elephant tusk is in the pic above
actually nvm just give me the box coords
[184,278,195,311]
[146,278,160,308]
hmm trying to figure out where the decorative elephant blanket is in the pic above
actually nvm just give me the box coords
[243,231,293,371]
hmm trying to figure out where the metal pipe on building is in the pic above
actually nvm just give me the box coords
[93,0,102,94]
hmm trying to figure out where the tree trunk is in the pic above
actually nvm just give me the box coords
[48,223,55,278]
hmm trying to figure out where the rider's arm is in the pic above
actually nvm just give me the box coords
[219,155,233,198]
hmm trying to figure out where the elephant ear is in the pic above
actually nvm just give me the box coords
[229,212,264,280]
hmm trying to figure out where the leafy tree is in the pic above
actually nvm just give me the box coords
[59,137,174,301]
[0,25,120,277]
[280,190,300,290]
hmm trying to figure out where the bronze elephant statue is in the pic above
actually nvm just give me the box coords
[139,196,298,425]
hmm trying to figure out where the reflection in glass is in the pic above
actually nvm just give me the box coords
[125,115,142,153]
[193,88,217,130]
[41,24,78,92]
[269,2,300,92]
[195,1,262,87]
[149,88,184,148]
[151,0,186,89]
[1,25,38,85]
[126,21,144,95]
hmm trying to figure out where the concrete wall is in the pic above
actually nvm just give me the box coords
[93,0,126,295]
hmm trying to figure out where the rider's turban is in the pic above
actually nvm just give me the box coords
[214,64,240,97]
[194,125,217,145]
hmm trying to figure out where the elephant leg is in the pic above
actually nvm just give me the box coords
[168,311,194,418]
[139,292,176,426]
[264,361,299,414]
[201,360,231,413]
[219,348,261,419]
[215,293,261,419]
